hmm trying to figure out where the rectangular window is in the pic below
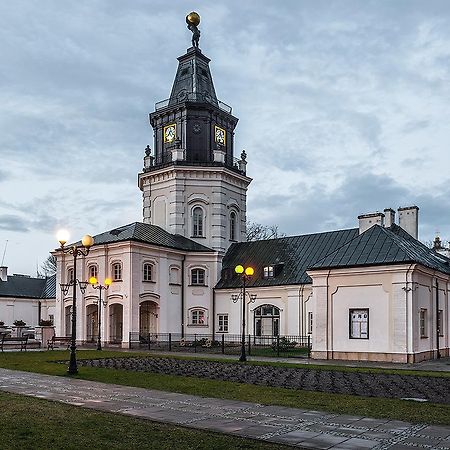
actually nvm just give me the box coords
[420,309,427,338]
[308,311,313,334]
[191,269,205,285]
[113,263,122,281]
[218,314,229,333]
[191,310,206,325]
[263,266,274,278]
[143,264,152,282]
[349,309,369,339]
[437,309,444,337]
[49,315,54,325]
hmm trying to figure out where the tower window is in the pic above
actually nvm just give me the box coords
[192,207,204,237]
[230,212,237,241]
[191,268,206,286]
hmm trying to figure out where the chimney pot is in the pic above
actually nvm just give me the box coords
[398,206,419,239]
[358,212,384,234]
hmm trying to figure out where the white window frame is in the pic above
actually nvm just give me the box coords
[263,266,274,278]
[217,314,229,333]
[349,309,369,339]
[112,262,122,281]
[229,211,237,241]
[88,264,98,280]
[191,268,206,286]
[190,308,207,326]
[192,206,204,237]
[420,308,428,338]
[143,263,153,282]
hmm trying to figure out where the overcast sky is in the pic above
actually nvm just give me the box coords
[1,0,450,275]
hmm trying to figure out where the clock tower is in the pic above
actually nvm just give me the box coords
[138,13,251,254]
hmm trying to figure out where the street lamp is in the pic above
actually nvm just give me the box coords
[58,230,94,375]
[232,264,257,362]
[89,276,112,351]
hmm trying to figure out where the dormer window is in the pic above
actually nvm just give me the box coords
[263,266,274,278]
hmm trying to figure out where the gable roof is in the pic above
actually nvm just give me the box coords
[215,228,359,289]
[77,222,213,253]
[309,223,450,275]
[0,273,56,299]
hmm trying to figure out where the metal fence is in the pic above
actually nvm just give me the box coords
[129,333,311,358]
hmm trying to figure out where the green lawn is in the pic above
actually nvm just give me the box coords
[0,350,449,426]
[0,391,291,450]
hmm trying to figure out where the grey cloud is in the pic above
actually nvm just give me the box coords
[0,215,29,232]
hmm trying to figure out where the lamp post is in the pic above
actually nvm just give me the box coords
[232,264,257,362]
[89,276,112,351]
[58,230,94,375]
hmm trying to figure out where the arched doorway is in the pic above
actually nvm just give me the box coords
[86,304,98,342]
[109,304,123,344]
[64,305,72,336]
[254,304,280,337]
[139,301,158,336]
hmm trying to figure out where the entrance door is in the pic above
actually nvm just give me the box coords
[109,304,123,343]
[86,304,98,342]
[140,301,158,336]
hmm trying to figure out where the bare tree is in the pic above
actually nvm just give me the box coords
[246,221,286,241]
[38,254,57,278]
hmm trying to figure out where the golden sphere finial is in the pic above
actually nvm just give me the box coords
[186,11,200,27]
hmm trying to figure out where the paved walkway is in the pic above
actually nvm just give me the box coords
[0,368,449,449]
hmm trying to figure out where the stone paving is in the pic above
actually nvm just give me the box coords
[78,357,450,404]
[0,368,449,449]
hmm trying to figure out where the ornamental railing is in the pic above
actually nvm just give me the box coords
[155,95,232,114]
[129,332,311,359]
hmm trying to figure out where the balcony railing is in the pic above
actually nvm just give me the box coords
[155,94,232,114]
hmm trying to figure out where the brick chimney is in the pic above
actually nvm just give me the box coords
[0,266,7,282]
[398,206,419,239]
[358,212,384,234]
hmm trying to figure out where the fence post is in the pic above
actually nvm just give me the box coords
[307,334,311,358]
[169,333,172,351]
[221,334,225,354]
[248,334,251,356]
[277,335,280,357]
[194,334,197,353]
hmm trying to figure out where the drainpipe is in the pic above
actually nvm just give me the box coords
[212,288,216,340]
[404,263,414,359]
[299,285,304,336]
[436,279,441,359]
[181,256,185,338]
[325,270,331,359]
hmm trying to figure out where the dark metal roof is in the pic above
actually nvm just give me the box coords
[83,222,213,253]
[41,274,56,299]
[0,275,46,299]
[310,223,450,274]
[215,228,359,289]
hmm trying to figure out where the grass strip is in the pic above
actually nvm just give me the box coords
[0,350,449,426]
[0,391,291,450]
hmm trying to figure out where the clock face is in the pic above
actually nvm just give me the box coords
[215,125,226,145]
[164,124,176,143]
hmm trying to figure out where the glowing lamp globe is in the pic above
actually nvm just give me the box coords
[235,265,244,274]
[104,278,112,286]
[245,267,254,276]
[57,229,70,246]
[89,276,98,285]
[186,11,200,26]
[81,234,94,248]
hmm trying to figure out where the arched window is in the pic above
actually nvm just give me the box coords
[143,263,153,282]
[88,265,98,280]
[254,304,280,337]
[229,211,237,241]
[191,268,206,286]
[192,207,204,237]
[189,308,207,326]
[112,262,122,281]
